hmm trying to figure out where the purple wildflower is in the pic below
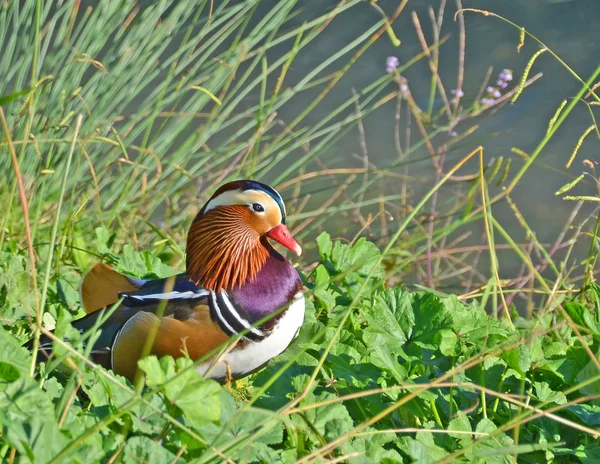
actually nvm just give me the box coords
[481,68,513,106]
[386,56,399,73]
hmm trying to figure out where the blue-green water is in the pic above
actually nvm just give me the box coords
[248,0,600,288]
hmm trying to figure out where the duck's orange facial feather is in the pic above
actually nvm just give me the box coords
[186,187,300,291]
[186,205,269,291]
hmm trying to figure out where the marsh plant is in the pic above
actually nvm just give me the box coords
[1,0,600,462]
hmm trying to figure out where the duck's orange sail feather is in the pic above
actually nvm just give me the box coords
[80,263,140,314]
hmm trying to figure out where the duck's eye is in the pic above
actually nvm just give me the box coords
[252,203,265,212]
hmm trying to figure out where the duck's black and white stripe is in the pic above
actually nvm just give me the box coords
[208,291,265,340]
[197,292,305,379]
[120,274,209,306]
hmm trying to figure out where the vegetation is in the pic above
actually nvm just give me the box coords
[1,0,600,462]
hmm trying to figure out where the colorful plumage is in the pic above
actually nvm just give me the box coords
[37,180,305,382]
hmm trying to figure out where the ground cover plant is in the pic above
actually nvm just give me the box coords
[2,0,600,462]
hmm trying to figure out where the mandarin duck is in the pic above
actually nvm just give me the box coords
[37,180,305,382]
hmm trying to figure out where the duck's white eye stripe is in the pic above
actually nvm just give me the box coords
[204,190,248,212]
[203,189,283,224]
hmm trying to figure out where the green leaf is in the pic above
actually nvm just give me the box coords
[439,329,458,356]
[397,430,450,463]
[0,413,69,464]
[411,293,454,348]
[316,231,333,259]
[0,361,20,382]
[0,253,38,319]
[566,403,600,425]
[554,345,590,384]
[448,412,471,440]
[467,418,514,464]
[139,356,222,427]
[94,227,112,255]
[123,436,183,464]
[576,349,600,399]
[342,427,403,464]
[299,390,354,440]
[318,234,384,297]
[138,355,169,386]
[446,298,509,346]
[564,301,600,338]
[501,344,531,378]
[120,244,149,277]
[364,287,414,343]
[533,382,567,405]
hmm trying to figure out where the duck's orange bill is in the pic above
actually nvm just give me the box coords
[267,224,302,256]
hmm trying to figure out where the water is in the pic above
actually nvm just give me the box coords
[246,0,600,290]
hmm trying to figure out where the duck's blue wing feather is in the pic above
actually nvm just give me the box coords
[119,274,208,307]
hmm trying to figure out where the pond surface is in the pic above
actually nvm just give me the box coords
[248,0,600,289]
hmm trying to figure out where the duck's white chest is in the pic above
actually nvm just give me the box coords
[197,292,305,379]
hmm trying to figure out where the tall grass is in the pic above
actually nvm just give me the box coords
[2,0,600,462]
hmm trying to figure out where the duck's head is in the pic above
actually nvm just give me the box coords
[186,180,301,291]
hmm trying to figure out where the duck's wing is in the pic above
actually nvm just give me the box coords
[37,270,231,381]
[76,273,233,380]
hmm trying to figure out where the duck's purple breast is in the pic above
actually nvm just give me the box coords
[230,252,302,322]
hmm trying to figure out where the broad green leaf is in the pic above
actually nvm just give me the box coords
[0,413,69,464]
[0,361,20,382]
[0,253,38,320]
[501,344,531,378]
[316,231,333,259]
[411,293,454,349]
[139,356,222,427]
[120,244,150,277]
[448,412,472,440]
[446,298,509,347]
[555,345,590,385]
[566,403,600,425]
[123,436,183,464]
[318,234,384,297]
[94,227,112,255]
[564,301,600,338]
[576,349,600,399]
[299,391,354,439]
[467,418,514,464]
[397,430,449,463]
[533,382,567,404]
[341,428,403,464]
[363,287,414,343]
[439,329,458,356]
